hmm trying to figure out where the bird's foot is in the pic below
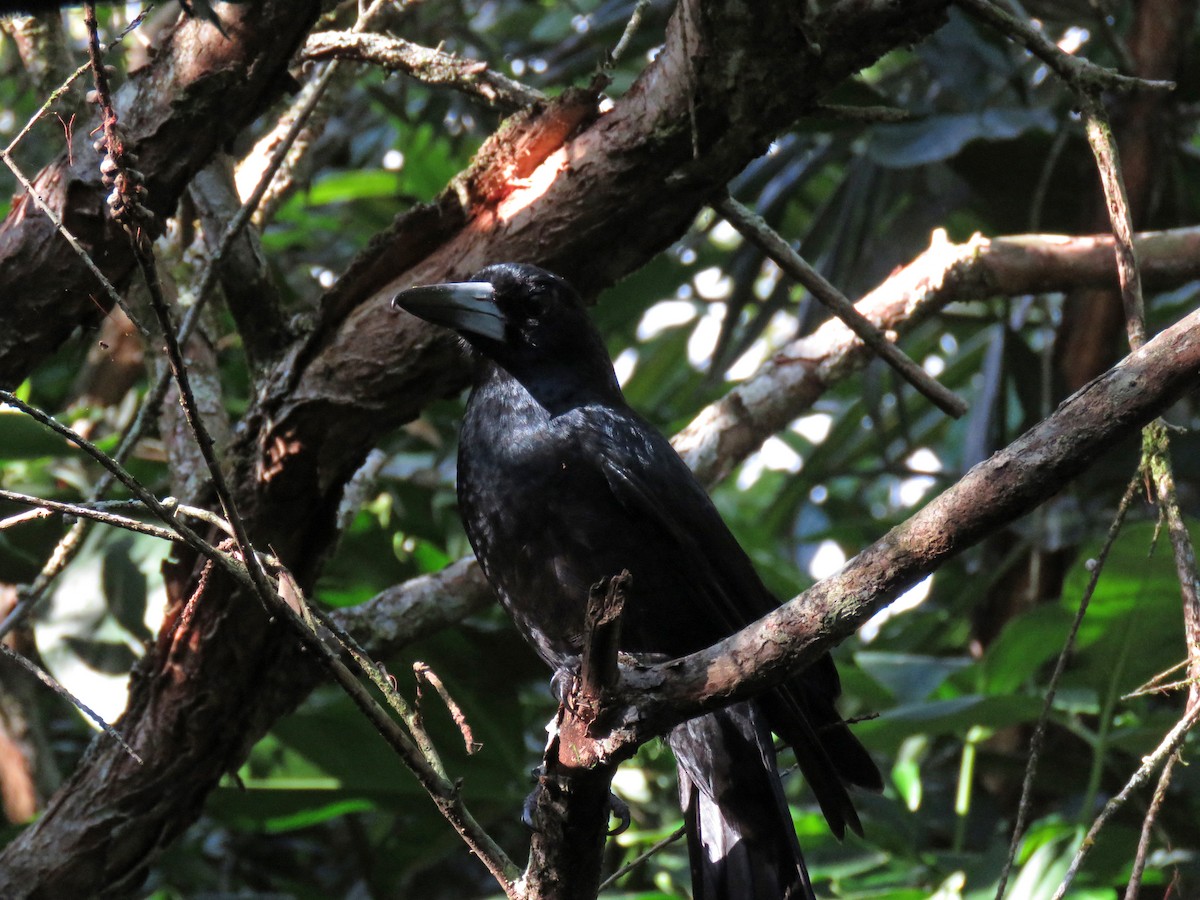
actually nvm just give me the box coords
[520,773,631,836]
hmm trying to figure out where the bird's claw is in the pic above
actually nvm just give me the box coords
[606,792,631,836]
[521,770,630,837]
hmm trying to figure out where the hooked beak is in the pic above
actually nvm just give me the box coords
[391,282,505,342]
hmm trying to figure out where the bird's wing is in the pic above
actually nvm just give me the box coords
[574,404,881,834]
[574,404,781,641]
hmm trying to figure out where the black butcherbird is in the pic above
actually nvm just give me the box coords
[393,263,880,900]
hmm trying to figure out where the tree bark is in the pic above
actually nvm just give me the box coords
[0,1,320,390]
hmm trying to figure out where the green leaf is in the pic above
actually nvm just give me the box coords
[62,636,137,675]
[857,694,1043,749]
[856,651,973,702]
[102,536,151,642]
[304,169,402,205]
[0,410,73,459]
[868,108,1056,168]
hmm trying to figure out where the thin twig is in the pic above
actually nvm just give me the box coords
[714,194,968,418]
[597,825,686,891]
[1081,98,1146,349]
[609,0,651,66]
[955,0,1174,95]
[0,643,142,765]
[1052,700,1200,900]
[0,508,50,530]
[415,662,481,754]
[1123,752,1178,900]
[1125,658,1192,700]
[995,475,1137,900]
[1142,424,1200,711]
[0,489,196,545]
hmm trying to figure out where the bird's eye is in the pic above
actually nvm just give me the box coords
[526,291,549,318]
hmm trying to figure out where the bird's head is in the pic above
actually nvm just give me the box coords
[392,263,620,399]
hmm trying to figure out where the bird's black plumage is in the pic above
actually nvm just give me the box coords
[394,263,881,900]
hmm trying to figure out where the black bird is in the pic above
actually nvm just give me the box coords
[393,263,881,900]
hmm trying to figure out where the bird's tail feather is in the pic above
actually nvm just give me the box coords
[669,704,814,900]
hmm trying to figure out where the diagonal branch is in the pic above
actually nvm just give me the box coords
[714,193,968,417]
[583,303,1200,754]
[343,224,1200,655]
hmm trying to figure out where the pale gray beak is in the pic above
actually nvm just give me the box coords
[391,282,505,342]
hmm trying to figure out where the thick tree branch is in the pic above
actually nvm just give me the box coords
[339,224,1200,650]
[584,304,1200,753]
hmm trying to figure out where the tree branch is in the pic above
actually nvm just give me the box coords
[337,224,1200,653]
[302,31,546,111]
[589,304,1200,753]
[673,225,1200,484]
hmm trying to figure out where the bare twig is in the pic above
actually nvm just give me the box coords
[415,662,481,754]
[1123,752,1178,900]
[608,0,651,66]
[995,476,1140,900]
[0,490,200,545]
[955,0,1174,95]
[0,644,141,765]
[1142,425,1200,711]
[1124,658,1192,700]
[303,31,546,111]
[598,824,687,891]
[1052,701,1200,900]
[713,194,968,417]
[1081,98,1146,349]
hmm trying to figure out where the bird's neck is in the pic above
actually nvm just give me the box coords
[476,359,623,417]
